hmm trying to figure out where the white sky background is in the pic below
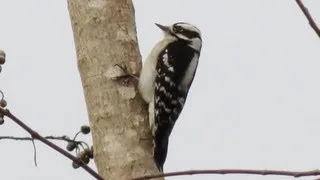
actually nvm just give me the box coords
[0,0,320,180]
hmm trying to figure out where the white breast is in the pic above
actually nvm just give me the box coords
[138,36,177,103]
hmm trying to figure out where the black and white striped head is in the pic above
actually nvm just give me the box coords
[155,22,202,52]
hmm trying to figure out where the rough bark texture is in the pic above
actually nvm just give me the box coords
[67,0,162,179]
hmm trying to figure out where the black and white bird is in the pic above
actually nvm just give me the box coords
[138,22,202,171]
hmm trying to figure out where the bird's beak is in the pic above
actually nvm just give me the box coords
[155,23,170,32]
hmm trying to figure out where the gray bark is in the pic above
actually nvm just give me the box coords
[67,0,162,179]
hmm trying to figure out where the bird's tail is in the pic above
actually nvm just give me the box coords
[153,136,169,172]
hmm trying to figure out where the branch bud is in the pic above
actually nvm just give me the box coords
[0,99,7,107]
[0,115,4,125]
[0,50,5,65]
[72,161,80,169]
[80,125,90,134]
[66,142,77,151]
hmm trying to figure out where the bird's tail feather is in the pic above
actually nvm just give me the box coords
[153,136,169,172]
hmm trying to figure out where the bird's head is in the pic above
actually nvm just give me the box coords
[155,22,202,52]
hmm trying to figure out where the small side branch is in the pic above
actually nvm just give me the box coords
[0,107,103,180]
[133,169,320,180]
[31,139,37,166]
[295,0,320,38]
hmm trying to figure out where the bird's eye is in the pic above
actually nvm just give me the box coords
[173,27,177,32]
[173,26,183,33]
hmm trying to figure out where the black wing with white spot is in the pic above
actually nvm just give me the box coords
[153,40,199,171]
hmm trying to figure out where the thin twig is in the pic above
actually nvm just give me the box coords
[295,0,320,38]
[0,107,103,180]
[73,131,81,141]
[31,139,37,166]
[0,90,4,100]
[132,169,320,180]
[0,135,87,146]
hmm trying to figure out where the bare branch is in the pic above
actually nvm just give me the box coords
[0,135,87,145]
[295,0,320,38]
[133,169,320,180]
[0,107,103,180]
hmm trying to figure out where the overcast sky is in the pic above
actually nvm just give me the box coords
[1,0,320,180]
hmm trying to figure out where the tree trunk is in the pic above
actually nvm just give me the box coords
[67,0,162,179]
